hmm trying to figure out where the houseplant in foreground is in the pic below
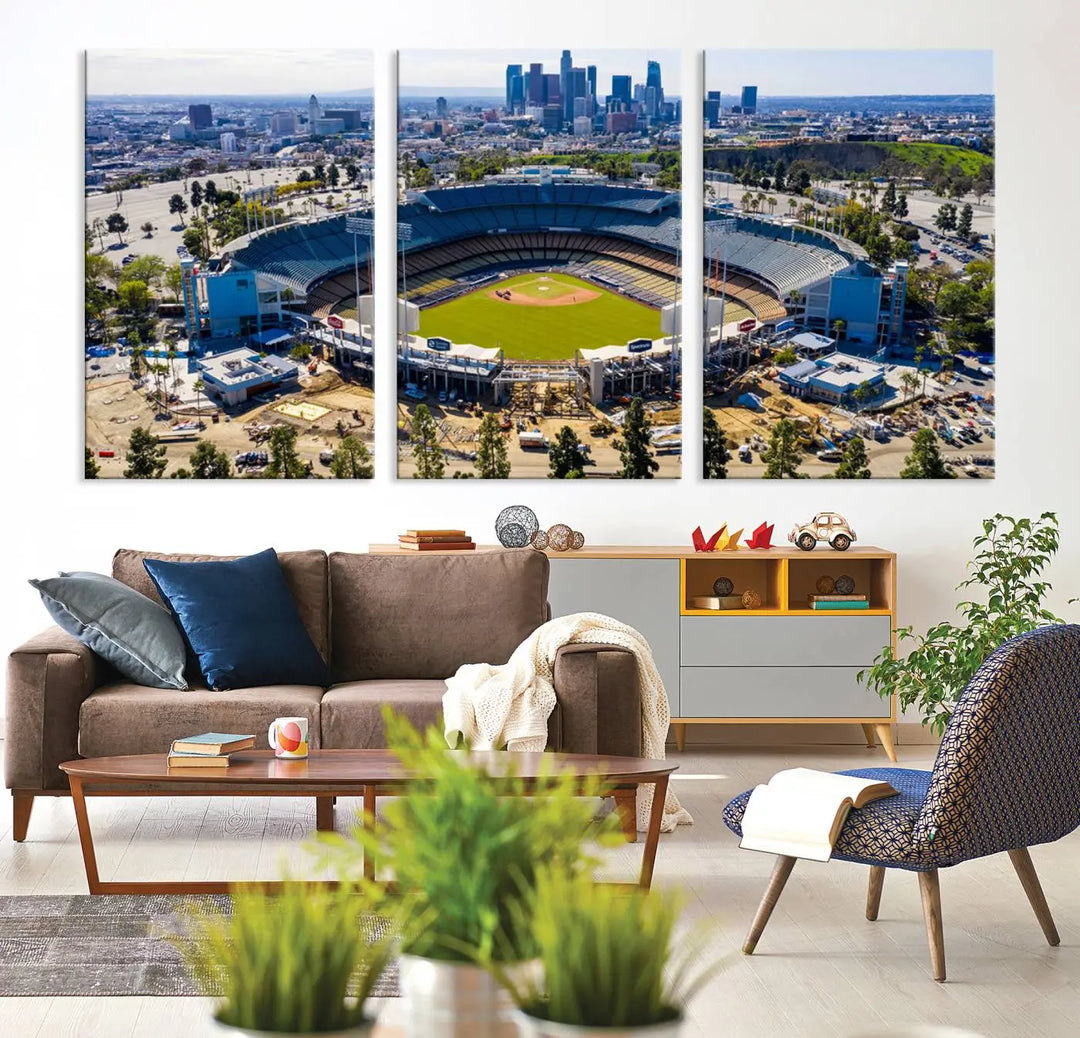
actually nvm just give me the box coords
[860,513,1071,733]
[176,881,394,1036]
[500,869,723,1036]
[312,708,622,1038]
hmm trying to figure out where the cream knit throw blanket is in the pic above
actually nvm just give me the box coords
[442,612,692,833]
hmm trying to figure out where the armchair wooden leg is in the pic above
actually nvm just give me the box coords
[13,793,34,842]
[866,865,885,921]
[1008,847,1060,946]
[743,855,796,955]
[917,869,946,982]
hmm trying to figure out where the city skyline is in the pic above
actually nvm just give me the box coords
[705,50,993,99]
[399,49,681,98]
[87,50,375,96]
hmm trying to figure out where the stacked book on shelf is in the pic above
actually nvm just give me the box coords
[167,732,255,768]
[806,594,870,611]
[398,529,475,551]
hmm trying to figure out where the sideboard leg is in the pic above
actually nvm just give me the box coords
[874,723,898,762]
[672,723,687,752]
[860,724,877,749]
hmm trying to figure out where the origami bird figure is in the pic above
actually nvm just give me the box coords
[745,522,775,549]
[691,524,727,552]
[722,528,744,551]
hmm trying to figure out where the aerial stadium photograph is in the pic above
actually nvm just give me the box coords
[396,49,683,479]
[702,50,994,480]
[84,49,376,480]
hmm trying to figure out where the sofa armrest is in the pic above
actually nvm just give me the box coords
[5,627,99,792]
[551,643,641,758]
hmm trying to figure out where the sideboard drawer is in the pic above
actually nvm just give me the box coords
[680,615,891,668]
[679,666,891,719]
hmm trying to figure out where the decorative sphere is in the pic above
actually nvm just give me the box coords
[531,530,549,550]
[495,506,539,548]
[835,574,856,595]
[547,524,574,551]
[742,589,762,609]
[816,575,836,594]
[570,530,585,550]
[713,576,734,597]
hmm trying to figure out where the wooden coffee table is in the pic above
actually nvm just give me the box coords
[59,750,676,895]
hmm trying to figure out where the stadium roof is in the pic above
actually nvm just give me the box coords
[413,183,679,216]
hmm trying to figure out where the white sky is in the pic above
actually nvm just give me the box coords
[87,50,374,96]
[705,50,993,98]
[399,49,681,96]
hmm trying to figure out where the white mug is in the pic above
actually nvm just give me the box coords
[268,716,309,759]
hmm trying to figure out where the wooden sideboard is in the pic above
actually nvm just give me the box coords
[368,544,898,760]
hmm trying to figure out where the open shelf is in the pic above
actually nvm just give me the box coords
[681,556,784,613]
[786,554,894,613]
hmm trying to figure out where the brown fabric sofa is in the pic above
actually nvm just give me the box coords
[6,547,642,841]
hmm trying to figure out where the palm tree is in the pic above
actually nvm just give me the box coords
[740,191,753,212]
[767,196,777,216]
[166,348,179,390]
[788,198,798,219]
[193,378,205,426]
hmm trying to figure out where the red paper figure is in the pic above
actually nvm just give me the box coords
[691,525,727,552]
[745,522,775,549]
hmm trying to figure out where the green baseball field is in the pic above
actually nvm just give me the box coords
[416,272,664,360]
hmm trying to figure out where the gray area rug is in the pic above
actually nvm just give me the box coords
[0,895,399,997]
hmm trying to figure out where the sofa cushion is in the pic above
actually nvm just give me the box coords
[321,680,561,750]
[112,548,330,661]
[143,549,331,691]
[328,549,549,681]
[78,682,324,758]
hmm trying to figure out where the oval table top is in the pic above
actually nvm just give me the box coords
[60,748,677,786]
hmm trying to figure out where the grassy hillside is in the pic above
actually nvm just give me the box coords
[418,273,663,360]
[877,142,993,177]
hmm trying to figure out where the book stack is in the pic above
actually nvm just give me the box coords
[807,594,870,610]
[167,732,256,768]
[397,529,475,552]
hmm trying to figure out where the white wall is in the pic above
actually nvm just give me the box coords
[3,2,1080,713]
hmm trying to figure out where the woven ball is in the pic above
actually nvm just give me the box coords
[713,576,734,597]
[741,589,762,609]
[495,505,539,548]
[547,524,573,551]
[530,529,549,550]
[570,530,585,550]
[815,575,836,594]
[835,574,856,595]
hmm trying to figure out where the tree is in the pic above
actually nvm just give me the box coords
[957,202,974,241]
[894,193,908,219]
[140,221,154,238]
[835,434,871,479]
[312,163,326,184]
[900,369,921,403]
[165,262,183,302]
[91,216,107,250]
[548,425,585,479]
[772,159,786,192]
[204,180,218,206]
[169,193,188,226]
[192,377,205,423]
[773,345,797,366]
[852,380,873,410]
[702,408,729,479]
[474,413,511,478]
[184,439,232,478]
[410,403,444,479]
[762,417,804,479]
[613,397,658,479]
[84,446,100,479]
[934,202,958,233]
[124,426,167,478]
[106,212,128,245]
[119,255,166,287]
[118,279,152,314]
[900,428,955,479]
[265,425,308,478]
[881,179,897,215]
[330,435,374,479]
[190,180,203,209]
[182,221,210,263]
[831,318,847,340]
[328,163,340,188]
[290,342,313,360]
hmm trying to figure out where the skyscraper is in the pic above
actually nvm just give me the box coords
[610,75,632,109]
[586,65,597,114]
[646,60,663,104]
[705,90,721,128]
[436,96,448,118]
[188,103,212,130]
[741,85,758,114]
[308,94,321,129]
[560,50,573,125]
[506,64,523,113]
[543,73,561,107]
[528,62,544,105]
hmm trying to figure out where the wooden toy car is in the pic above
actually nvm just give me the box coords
[788,512,856,552]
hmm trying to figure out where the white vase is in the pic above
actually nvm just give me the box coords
[398,954,519,1038]
[211,1016,374,1037]
[511,1009,684,1038]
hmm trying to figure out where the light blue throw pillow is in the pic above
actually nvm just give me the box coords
[29,571,188,690]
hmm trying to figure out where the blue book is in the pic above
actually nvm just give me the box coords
[170,732,255,755]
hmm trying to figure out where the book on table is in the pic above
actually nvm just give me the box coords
[404,529,467,538]
[739,768,898,862]
[170,732,256,755]
[167,751,231,768]
[399,534,474,544]
[397,538,476,551]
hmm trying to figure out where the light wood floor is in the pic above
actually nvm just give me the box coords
[2,741,1079,1038]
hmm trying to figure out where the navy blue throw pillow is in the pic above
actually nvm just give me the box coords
[143,548,331,690]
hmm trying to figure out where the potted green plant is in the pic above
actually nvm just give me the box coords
[860,513,1071,733]
[313,710,622,1038]
[176,881,393,1036]
[500,869,722,1036]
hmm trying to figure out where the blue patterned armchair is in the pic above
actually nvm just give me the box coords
[723,624,1080,981]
